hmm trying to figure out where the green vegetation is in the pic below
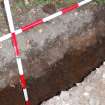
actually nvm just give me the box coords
[34,0,105,5]
[12,1,26,13]
[33,0,50,5]
[34,0,76,8]
[13,0,76,10]
[95,0,105,4]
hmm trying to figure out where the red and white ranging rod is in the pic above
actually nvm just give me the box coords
[4,0,30,105]
[0,0,92,42]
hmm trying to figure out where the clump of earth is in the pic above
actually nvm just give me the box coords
[42,3,57,14]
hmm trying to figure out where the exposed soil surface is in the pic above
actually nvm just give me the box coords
[1,29,105,105]
[0,2,105,105]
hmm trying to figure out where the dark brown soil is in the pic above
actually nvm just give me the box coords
[42,4,57,14]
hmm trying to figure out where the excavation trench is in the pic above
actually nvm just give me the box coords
[0,5,105,105]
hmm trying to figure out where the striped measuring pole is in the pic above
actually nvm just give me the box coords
[0,0,92,42]
[4,0,30,105]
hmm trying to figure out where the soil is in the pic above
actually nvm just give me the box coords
[0,1,105,105]
[0,28,105,105]
[42,4,57,14]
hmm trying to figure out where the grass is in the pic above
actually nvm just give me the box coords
[95,0,105,4]
[34,0,77,7]
[13,0,77,10]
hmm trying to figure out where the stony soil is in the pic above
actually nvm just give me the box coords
[0,1,95,89]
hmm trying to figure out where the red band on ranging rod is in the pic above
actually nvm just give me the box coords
[21,19,43,31]
[20,75,27,89]
[11,32,20,56]
[25,100,30,105]
[61,4,79,14]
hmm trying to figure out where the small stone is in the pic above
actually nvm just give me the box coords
[76,83,81,86]
[74,12,78,16]
[96,68,101,74]
[26,39,31,50]
[20,22,23,25]
[16,8,22,14]
[103,61,105,65]
[89,98,100,105]
[52,21,55,24]
[38,29,43,33]
[83,92,89,97]
[4,29,8,32]
[102,73,105,79]
[60,91,70,101]
[85,10,88,14]
[30,9,36,14]
[10,83,15,88]
[96,68,99,70]
[85,85,93,92]
[0,13,2,16]
[55,96,60,100]
[24,0,29,5]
